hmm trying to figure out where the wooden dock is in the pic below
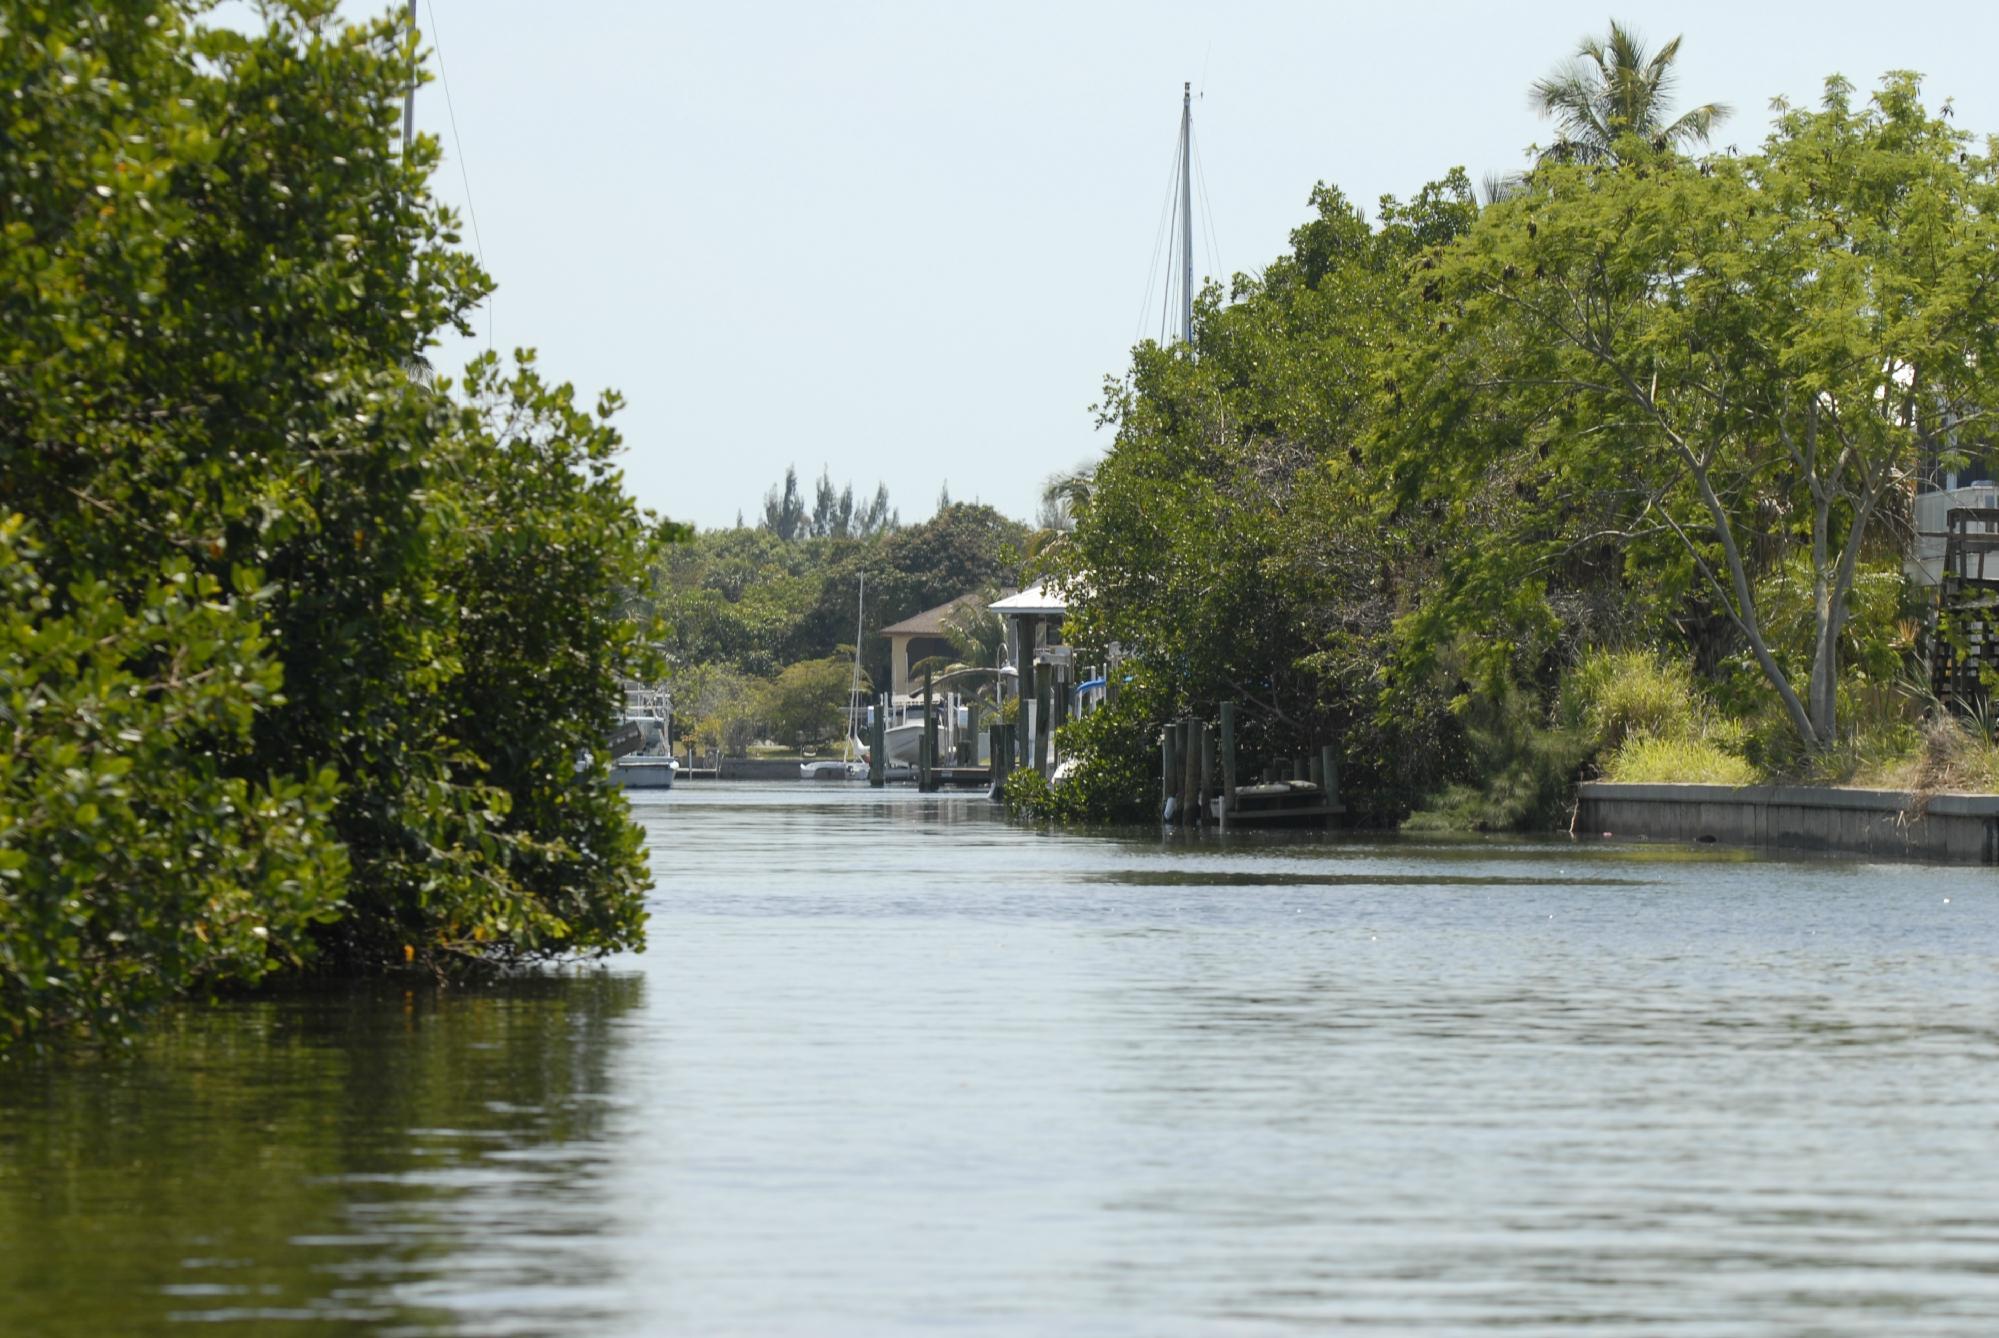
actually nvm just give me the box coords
[1162,701,1345,829]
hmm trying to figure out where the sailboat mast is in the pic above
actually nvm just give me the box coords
[1178,81,1193,346]
[402,0,418,154]
[847,572,866,761]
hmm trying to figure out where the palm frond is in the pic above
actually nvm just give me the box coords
[1529,20,1724,166]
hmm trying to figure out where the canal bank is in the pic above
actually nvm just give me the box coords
[1577,780,1999,864]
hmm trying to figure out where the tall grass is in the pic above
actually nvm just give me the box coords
[1403,646,1759,831]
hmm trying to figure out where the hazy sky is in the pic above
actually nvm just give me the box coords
[386,1,1999,530]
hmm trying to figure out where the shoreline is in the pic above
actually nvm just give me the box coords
[1576,781,1999,865]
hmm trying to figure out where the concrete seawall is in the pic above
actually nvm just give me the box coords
[1576,781,1999,865]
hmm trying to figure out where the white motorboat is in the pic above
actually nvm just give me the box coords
[611,684,677,789]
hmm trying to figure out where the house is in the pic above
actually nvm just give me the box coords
[879,594,989,699]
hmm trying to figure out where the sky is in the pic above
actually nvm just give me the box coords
[373,0,1999,531]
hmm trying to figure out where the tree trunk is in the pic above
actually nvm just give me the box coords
[1807,491,1839,746]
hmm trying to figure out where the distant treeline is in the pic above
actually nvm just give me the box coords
[641,490,1031,750]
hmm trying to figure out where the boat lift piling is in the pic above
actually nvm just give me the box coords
[1160,700,1344,830]
[869,692,887,787]
[918,671,936,792]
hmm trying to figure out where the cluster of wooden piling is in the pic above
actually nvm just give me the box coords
[1161,701,1343,828]
[979,659,1114,796]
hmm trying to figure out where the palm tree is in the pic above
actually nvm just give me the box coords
[1036,463,1096,534]
[908,590,1009,706]
[1530,20,1729,165]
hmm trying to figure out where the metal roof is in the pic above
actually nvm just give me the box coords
[987,582,1068,617]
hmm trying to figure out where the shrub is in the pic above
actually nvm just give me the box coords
[1557,649,1702,752]
[1601,735,1760,785]
[1003,667,1167,825]
[0,520,346,1048]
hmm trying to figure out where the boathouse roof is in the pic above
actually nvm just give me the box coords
[988,583,1068,618]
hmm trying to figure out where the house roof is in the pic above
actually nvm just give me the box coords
[988,582,1068,618]
[880,593,988,638]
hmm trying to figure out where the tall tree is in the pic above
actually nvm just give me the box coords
[1044,173,1481,819]
[1530,20,1729,164]
[1383,74,1999,752]
[760,466,806,540]
[0,1,661,1045]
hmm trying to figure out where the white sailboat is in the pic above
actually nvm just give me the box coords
[801,574,871,780]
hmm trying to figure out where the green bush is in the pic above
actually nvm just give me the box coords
[1003,668,1167,825]
[1401,670,1593,832]
[1557,649,1702,752]
[0,520,346,1047]
[1602,736,1760,785]
[1,4,662,1050]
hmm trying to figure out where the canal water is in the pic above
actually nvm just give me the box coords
[3,783,1997,1334]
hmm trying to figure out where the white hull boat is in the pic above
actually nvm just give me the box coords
[612,755,678,789]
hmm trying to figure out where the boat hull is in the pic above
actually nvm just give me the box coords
[612,757,677,789]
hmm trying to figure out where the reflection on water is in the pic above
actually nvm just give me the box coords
[4,782,1999,1335]
[0,975,640,1336]
[1081,869,1649,886]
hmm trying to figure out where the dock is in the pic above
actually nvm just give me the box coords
[1162,701,1345,830]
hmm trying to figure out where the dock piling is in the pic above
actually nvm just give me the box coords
[1199,722,1216,826]
[921,672,937,792]
[1034,665,1052,776]
[869,694,886,787]
[1178,719,1197,827]
[1220,702,1237,821]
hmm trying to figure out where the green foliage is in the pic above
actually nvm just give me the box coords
[1402,664,1594,833]
[645,503,1027,695]
[1406,645,1764,830]
[0,518,346,1047]
[762,655,856,749]
[1004,669,1171,824]
[676,664,767,754]
[1530,21,1730,164]
[1382,73,1999,753]
[1556,650,1703,752]
[759,465,897,541]
[0,3,662,1050]
[1048,171,1482,824]
[1603,736,1759,786]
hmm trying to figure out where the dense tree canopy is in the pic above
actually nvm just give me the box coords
[1384,74,1999,751]
[1040,60,1996,826]
[1,2,666,1049]
[1040,173,1482,819]
[648,501,1030,689]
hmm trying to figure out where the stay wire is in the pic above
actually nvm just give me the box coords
[423,0,492,354]
[1191,122,1222,292]
[1161,122,1191,344]
[1136,126,1181,344]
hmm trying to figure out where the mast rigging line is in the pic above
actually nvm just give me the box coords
[1191,122,1222,294]
[1135,127,1181,343]
[1178,80,1192,346]
[1136,83,1213,349]
[421,0,493,354]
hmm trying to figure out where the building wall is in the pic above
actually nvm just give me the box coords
[889,634,954,698]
